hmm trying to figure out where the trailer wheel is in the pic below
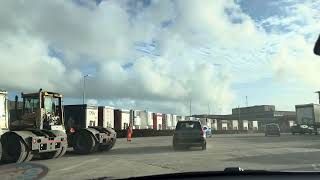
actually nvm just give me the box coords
[98,139,116,152]
[1,133,27,163]
[73,131,96,154]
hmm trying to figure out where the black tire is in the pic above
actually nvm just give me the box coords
[24,150,34,162]
[98,139,116,152]
[57,145,67,158]
[0,141,2,161]
[1,134,27,163]
[73,131,96,154]
[39,149,61,160]
[202,143,207,150]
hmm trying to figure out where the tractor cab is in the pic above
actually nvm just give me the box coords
[0,90,8,130]
[11,89,65,131]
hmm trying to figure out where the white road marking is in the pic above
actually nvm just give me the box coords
[58,158,99,171]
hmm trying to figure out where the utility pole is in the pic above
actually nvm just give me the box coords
[315,91,320,104]
[189,98,192,116]
[238,106,240,121]
[83,74,89,104]
[238,105,241,129]
[246,96,248,107]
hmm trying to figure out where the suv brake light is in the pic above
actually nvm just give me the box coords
[200,129,204,136]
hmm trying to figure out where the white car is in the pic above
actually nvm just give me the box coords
[202,126,212,138]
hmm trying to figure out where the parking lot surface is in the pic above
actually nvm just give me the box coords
[7,133,320,179]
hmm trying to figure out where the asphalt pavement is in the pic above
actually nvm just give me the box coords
[4,133,320,179]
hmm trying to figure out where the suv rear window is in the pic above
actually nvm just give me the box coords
[176,121,201,130]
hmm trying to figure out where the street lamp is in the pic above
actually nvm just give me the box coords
[83,74,89,104]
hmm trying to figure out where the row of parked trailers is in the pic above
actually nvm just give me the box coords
[64,104,182,131]
[63,104,260,131]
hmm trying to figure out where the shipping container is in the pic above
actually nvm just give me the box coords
[295,104,320,134]
[221,120,228,130]
[131,110,141,129]
[199,118,212,128]
[172,115,177,128]
[138,111,147,129]
[177,115,185,121]
[211,119,217,130]
[296,104,320,125]
[243,120,249,130]
[166,114,172,129]
[64,104,99,130]
[153,113,163,130]
[232,120,239,130]
[252,121,258,130]
[114,109,131,130]
[147,111,153,127]
[137,110,153,129]
[98,106,114,128]
[162,114,167,130]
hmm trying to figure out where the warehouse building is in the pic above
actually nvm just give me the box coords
[193,105,295,132]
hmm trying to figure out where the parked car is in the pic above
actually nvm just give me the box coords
[265,123,280,136]
[291,124,314,135]
[202,125,212,138]
[173,121,206,150]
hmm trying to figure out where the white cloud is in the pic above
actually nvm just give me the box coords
[87,99,98,105]
[0,33,81,93]
[3,0,319,115]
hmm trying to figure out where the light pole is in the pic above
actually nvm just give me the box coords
[315,91,320,104]
[83,74,89,104]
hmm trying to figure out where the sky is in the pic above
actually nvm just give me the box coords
[1,0,320,115]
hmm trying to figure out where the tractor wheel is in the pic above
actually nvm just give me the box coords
[1,133,27,163]
[73,131,96,154]
[23,149,34,162]
[57,145,67,158]
[39,143,67,159]
[98,139,116,152]
[0,141,2,161]
[39,150,59,160]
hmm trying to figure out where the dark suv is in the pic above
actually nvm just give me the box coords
[265,123,280,136]
[291,124,314,135]
[173,121,206,150]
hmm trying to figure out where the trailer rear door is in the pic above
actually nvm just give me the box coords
[86,106,98,127]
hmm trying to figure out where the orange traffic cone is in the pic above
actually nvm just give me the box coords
[127,127,132,142]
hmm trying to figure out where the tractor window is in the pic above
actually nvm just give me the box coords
[44,96,59,113]
[0,95,5,118]
[24,97,40,113]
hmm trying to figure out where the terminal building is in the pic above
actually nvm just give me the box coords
[193,105,296,132]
